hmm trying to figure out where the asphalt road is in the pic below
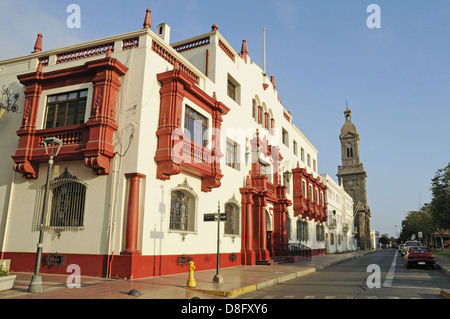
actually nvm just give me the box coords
[239,248,450,299]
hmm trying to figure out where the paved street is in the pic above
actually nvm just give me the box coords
[240,248,450,299]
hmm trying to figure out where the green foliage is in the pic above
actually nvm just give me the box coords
[429,162,450,229]
[400,206,433,242]
[400,163,450,243]
[0,265,9,277]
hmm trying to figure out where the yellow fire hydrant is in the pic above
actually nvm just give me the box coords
[186,261,196,288]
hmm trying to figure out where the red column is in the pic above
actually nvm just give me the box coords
[122,173,145,255]
[240,187,257,265]
[253,194,270,261]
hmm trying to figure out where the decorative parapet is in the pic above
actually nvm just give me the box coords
[218,39,235,62]
[122,37,140,50]
[152,40,200,84]
[173,37,210,53]
[56,42,114,64]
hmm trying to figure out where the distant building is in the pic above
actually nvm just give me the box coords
[337,107,372,250]
[321,174,357,253]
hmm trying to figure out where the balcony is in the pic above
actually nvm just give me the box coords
[328,219,337,230]
[154,67,229,192]
[13,50,128,179]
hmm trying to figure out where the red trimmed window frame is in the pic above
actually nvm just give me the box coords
[154,64,230,193]
[12,56,128,179]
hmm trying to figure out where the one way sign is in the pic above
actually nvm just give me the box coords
[204,213,226,222]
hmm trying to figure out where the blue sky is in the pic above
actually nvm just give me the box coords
[1,0,449,238]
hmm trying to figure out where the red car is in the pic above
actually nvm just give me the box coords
[403,246,436,269]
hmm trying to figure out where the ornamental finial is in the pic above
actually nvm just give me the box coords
[143,9,152,29]
[31,33,43,53]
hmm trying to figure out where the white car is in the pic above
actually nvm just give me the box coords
[401,241,422,256]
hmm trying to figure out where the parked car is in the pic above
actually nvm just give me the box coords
[403,246,436,269]
[401,241,422,256]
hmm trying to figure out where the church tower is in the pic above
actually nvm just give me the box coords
[337,106,372,250]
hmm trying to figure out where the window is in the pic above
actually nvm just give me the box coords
[301,148,305,162]
[313,159,317,172]
[316,224,325,242]
[35,168,87,234]
[260,161,271,182]
[302,180,307,198]
[226,139,240,170]
[227,80,236,100]
[170,190,195,231]
[346,143,354,158]
[283,173,290,194]
[309,184,313,201]
[45,89,88,129]
[297,220,308,241]
[307,154,311,167]
[184,106,208,147]
[224,203,240,235]
[258,106,262,124]
[293,140,298,155]
[282,128,289,147]
[227,74,240,104]
[252,100,257,121]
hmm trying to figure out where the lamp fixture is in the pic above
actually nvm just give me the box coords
[283,170,292,183]
[43,137,63,158]
[0,86,20,122]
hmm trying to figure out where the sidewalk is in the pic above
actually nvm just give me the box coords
[1,249,448,299]
[434,250,450,299]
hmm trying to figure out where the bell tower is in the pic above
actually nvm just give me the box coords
[337,105,372,250]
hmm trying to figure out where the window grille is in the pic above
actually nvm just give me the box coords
[170,190,191,231]
[224,203,239,235]
[34,168,87,235]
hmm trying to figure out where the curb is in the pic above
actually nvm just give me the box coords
[440,290,450,299]
[187,253,369,298]
[436,263,450,276]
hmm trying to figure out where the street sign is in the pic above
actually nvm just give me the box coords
[204,213,226,222]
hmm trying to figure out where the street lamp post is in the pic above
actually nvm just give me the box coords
[28,137,63,293]
[213,201,224,284]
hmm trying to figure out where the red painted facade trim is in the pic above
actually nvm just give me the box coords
[154,65,230,192]
[12,55,128,178]
[2,251,241,279]
[239,133,292,265]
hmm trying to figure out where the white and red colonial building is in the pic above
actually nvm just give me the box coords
[0,9,339,279]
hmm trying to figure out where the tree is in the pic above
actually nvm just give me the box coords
[429,162,450,229]
[400,207,433,244]
[429,163,450,250]
[379,233,390,246]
